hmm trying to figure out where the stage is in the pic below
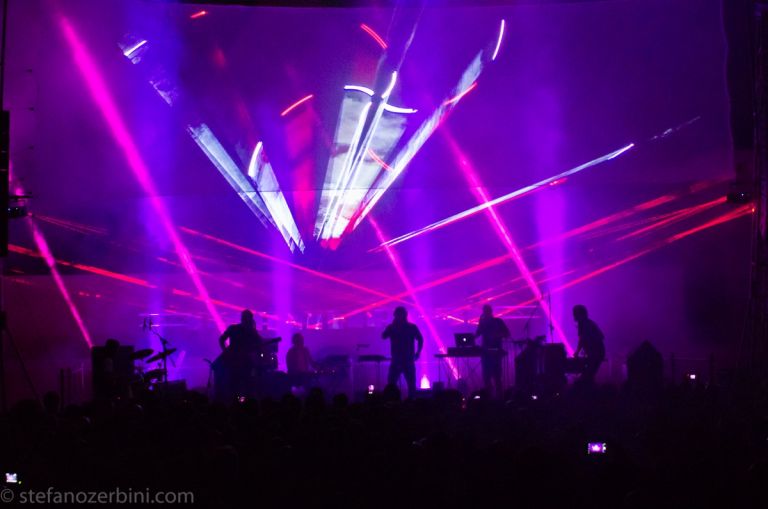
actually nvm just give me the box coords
[0,0,754,403]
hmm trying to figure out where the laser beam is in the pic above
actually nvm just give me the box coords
[335,253,512,321]
[376,143,635,250]
[280,94,314,117]
[443,82,478,106]
[360,23,388,50]
[181,227,413,304]
[60,16,225,331]
[441,129,572,351]
[369,217,458,379]
[498,205,753,315]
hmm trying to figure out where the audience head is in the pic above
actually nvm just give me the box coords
[43,391,61,415]
[383,383,402,402]
[481,304,493,319]
[4,366,762,509]
[291,332,304,347]
[393,306,408,323]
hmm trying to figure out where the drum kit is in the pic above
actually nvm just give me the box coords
[131,316,180,390]
[130,346,178,388]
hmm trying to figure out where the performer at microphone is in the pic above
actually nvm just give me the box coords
[218,309,263,398]
[475,304,510,398]
[382,306,423,398]
[572,304,605,383]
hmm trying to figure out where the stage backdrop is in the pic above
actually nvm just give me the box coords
[3,0,749,399]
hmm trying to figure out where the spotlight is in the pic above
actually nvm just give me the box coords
[7,206,27,219]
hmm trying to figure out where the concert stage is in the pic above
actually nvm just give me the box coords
[0,0,755,404]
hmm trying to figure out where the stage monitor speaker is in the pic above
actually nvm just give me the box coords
[91,345,134,399]
[539,343,567,388]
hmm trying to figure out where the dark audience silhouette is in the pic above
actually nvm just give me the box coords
[3,361,765,509]
[625,340,664,398]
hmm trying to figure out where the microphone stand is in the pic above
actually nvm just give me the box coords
[352,343,369,396]
[520,300,540,340]
[147,318,174,384]
[203,359,213,397]
[547,290,554,344]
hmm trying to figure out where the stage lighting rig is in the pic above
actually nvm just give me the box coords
[7,194,29,219]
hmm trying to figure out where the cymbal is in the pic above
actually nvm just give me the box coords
[146,348,177,363]
[131,348,154,360]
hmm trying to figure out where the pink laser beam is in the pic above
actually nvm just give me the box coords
[441,129,573,353]
[367,148,394,171]
[59,16,225,332]
[443,82,478,106]
[360,23,388,50]
[180,227,413,304]
[369,217,459,379]
[280,94,314,117]
[10,164,92,347]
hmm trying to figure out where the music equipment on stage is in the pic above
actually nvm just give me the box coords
[153,380,187,400]
[141,318,179,385]
[445,346,483,357]
[146,348,178,364]
[257,337,281,370]
[143,368,167,381]
[438,345,509,359]
[454,332,476,348]
[565,356,588,374]
[358,354,390,363]
[356,355,390,394]
[316,354,350,370]
[92,344,135,399]
[511,335,546,347]
[313,355,351,394]
[514,341,567,390]
[130,348,154,360]
[211,337,282,401]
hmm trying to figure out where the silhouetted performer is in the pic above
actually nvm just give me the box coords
[475,304,510,398]
[382,306,423,398]
[218,309,263,398]
[286,332,316,388]
[572,305,605,383]
[220,309,262,353]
